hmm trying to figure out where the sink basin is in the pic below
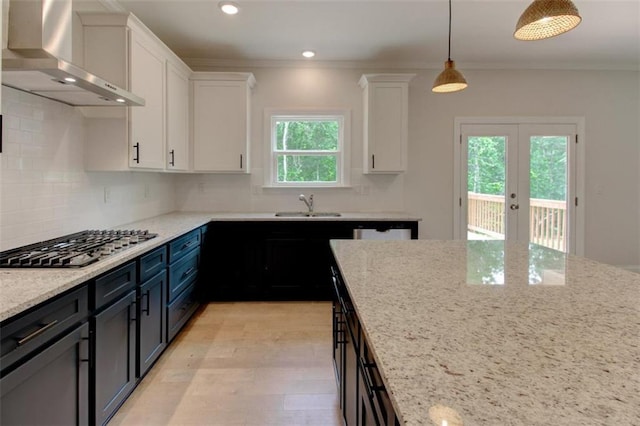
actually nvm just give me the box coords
[275,212,341,217]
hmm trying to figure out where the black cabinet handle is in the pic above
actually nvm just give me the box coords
[360,357,385,399]
[181,240,195,250]
[141,290,151,316]
[182,267,195,279]
[16,320,58,346]
[372,154,375,169]
[129,301,136,323]
[80,336,91,363]
[169,149,175,167]
[240,154,243,169]
[133,143,140,163]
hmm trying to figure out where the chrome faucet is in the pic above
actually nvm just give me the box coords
[299,194,314,213]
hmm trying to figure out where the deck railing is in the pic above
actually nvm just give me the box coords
[467,192,567,251]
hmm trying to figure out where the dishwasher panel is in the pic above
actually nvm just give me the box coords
[353,228,412,240]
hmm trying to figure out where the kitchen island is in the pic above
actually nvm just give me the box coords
[330,239,640,425]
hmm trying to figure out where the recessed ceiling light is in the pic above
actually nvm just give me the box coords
[219,1,239,15]
[302,50,315,58]
[63,77,77,83]
[115,98,126,103]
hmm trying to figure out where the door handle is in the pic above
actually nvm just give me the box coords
[510,204,520,210]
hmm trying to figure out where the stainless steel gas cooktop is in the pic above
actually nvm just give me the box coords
[0,230,157,268]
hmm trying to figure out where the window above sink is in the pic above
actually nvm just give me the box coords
[265,108,351,188]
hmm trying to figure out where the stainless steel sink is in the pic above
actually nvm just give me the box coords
[275,212,341,217]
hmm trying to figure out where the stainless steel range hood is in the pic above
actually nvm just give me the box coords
[2,0,144,107]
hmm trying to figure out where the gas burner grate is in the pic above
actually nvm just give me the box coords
[0,230,157,268]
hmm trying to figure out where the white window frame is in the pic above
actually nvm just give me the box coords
[264,108,351,188]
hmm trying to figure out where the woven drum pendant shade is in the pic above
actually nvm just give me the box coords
[514,0,582,40]
[432,0,468,93]
[432,60,468,93]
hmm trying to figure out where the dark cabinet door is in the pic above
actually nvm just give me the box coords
[138,270,167,378]
[264,236,329,299]
[93,290,136,426]
[0,323,89,426]
[207,229,263,300]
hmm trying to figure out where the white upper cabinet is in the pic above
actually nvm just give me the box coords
[191,73,255,173]
[359,74,415,174]
[129,30,165,169]
[166,61,191,171]
[79,12,191,171]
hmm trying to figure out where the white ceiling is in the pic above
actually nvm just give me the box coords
[89,0,639,69]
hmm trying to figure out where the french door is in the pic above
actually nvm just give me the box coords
[456,121,580,254]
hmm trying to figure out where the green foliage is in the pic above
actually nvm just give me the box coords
[275,120,339,182]
[277,155,337,183]
[529,136,567,201]
[467,137,506,195]
[275,120,338,151]
[467,135,567,201]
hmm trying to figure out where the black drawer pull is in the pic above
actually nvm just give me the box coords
[181,240,196,250]
[16,320,59,346]
[182,267,196,279]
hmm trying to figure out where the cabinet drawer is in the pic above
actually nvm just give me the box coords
[0,322,90,426]
[1,285,88,374]
[93,262,137,311]
[167,283,199,341]
[168,248,200,302]
[139,246,167,283]
[168,230,200,264]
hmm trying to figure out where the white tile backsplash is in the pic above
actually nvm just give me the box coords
[0,87,176,251]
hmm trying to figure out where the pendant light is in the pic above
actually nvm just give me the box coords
[514,0,582,41]
[432,0,467,93]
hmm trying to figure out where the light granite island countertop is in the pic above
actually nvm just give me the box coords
[330,239,640,426]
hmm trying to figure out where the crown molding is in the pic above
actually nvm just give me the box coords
[183,57,639,72]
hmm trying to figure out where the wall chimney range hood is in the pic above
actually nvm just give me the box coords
[2,0,144,107]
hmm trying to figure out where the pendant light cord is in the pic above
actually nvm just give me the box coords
[447,0,452,61]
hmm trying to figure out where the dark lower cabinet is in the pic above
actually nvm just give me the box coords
[93,290,137,426]
[138,270,167,377]
[264,236,331,299]
[166,231,202,342]
[207,226,263,300]
[332,264,400,426]
[0,322,89,426]
[1,227,206,426]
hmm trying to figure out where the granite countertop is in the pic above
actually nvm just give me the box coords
[0,213,214,322]
[330,239,640,426]
[0,211,420,322]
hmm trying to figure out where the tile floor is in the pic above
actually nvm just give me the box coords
[108,302,343,426]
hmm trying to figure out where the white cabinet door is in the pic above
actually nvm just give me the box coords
[129,31,165,169]
[166,61,190,170]
[192,78,252,172]
[360,74,414,174]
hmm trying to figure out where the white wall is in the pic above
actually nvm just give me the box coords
[180,65,640,266]
[0,87,176,251]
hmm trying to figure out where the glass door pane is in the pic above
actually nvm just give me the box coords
[467,136,507,241]
[529,135,569,252]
